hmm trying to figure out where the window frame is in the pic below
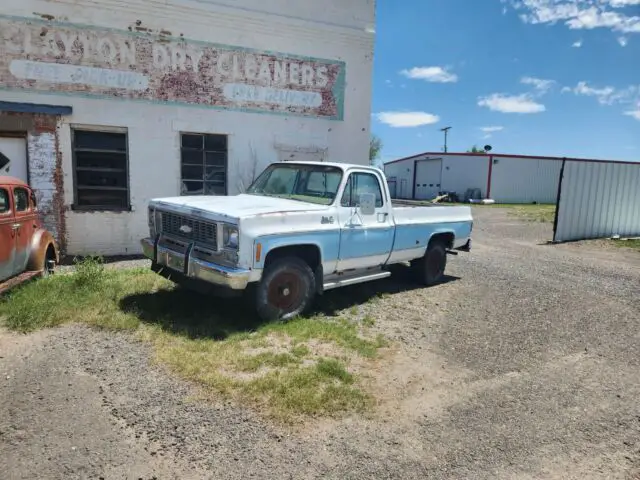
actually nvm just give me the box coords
[179,132,229,197]
[70,126,131,212]
[340,171,385,209]
[13,186,30,213]
[0,187,11,215]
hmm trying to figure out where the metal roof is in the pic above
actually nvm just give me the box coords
[384,151,639,167]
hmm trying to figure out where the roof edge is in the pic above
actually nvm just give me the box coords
[384,151,639,166]
[0,101,73,116]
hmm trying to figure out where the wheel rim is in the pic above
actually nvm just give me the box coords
[427,250,444,279]
[267,271,303,312]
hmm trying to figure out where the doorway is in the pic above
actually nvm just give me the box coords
[0,137,28,183]
[414,158,443,200]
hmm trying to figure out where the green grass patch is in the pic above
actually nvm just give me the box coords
[611,239,640,251]
[490,203,556,223]
[0,258,386,421]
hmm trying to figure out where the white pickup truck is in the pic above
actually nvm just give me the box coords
[141,161,472,321]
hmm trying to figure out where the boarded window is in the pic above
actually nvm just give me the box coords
[180,134,228,196]
[72,129,129,210]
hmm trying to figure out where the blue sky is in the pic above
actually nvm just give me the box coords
[371,0,640,163]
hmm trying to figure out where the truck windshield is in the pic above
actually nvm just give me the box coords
[247,164,343,205]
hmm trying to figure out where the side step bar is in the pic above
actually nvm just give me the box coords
[323,271,391,291]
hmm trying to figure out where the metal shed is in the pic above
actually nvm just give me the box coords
[384,152,635,204]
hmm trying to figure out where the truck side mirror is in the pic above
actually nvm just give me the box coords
[358,193,376,215]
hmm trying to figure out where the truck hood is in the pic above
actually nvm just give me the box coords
[150,194,328,222]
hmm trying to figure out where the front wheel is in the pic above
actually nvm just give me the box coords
[411,241,447,286]
[255,257,316,322]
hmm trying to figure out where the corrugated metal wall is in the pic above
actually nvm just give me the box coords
[554,160,640,242]
[490,156,562,203]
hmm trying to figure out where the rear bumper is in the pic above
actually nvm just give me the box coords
[141,237,250,290]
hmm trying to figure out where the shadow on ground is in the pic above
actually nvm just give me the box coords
[119,265,460,340]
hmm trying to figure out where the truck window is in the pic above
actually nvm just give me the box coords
[248,164,343,205]
[341,172,383,208]
[0,188,9,213]
[13,187,29,212]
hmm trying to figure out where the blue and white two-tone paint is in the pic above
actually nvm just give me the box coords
[141,161,473,320]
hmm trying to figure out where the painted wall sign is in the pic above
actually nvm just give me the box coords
[0,15,346,119]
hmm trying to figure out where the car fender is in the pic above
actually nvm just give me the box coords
[26,228,59,271]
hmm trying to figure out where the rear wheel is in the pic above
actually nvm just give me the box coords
[412,241,447,286]
[255,257,316,322]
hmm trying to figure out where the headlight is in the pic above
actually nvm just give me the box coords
[223,225,239,249]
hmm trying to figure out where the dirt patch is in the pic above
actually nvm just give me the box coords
[2,207,639,479]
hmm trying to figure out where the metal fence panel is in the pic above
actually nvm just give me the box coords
[490,156,562,204]
[554,160,640,242]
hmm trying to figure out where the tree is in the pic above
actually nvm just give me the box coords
[369,134,383,166]
[467,145,486,153]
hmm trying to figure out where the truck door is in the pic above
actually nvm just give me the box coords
[336,170,395,271]
[11,186,32,274]
[0,186,17,281]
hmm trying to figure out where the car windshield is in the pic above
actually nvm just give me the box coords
[247,164,343,205]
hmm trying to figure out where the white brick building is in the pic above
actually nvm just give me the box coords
[0,0,375,255]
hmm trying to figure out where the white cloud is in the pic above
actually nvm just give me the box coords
[400,66,458,83]
[480,126,505,133]
[502,0,640,34]
[618,36,628,46]
[572,39,583,47]
[376,111,440,127]
[625,108,640,120]
[521,76,556,93]
[478,93,546,113]
[563,81,640,105]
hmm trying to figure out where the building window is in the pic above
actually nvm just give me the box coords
[341,172,384,208]
[72,128,129,210]
[13,187,29,212]
[180,133,228,196]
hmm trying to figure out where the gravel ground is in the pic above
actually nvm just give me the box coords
[1,207,639,479]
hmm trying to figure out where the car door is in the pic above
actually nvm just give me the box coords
[0,186,16,281]
[336,170,395,272]
[11,185,33,274]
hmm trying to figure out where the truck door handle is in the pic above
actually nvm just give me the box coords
[12,223,20,230]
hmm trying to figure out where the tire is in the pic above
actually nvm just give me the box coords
[41,246,56,278]
[255,256,316,322]
[412,241,447,286]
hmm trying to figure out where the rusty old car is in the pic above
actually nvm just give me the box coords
[0,176,59,293]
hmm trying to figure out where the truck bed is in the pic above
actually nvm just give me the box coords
[390,201,473,251]
[391,199,459,208]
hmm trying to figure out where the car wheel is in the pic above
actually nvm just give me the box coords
[41,247,56,278]
[412,241,447,286]
[255,256,316,322]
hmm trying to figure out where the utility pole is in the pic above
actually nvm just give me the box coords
[440,126,452,153]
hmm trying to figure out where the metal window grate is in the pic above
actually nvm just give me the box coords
[160,211,217,248]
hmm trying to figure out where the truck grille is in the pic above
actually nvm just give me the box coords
[160,211,217,249]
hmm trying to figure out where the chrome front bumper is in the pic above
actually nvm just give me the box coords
[140,237,250,290]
